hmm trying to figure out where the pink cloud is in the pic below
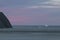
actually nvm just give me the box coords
[7,16,33,25]
[7,13,48,25]
[0,7,48,25]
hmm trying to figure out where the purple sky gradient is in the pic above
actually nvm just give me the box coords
[0,0,60,25]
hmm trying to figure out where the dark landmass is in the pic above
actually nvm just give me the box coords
[0,12,12,28]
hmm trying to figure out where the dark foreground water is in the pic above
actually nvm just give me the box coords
[0,25,60,40]
[0,32,60,40]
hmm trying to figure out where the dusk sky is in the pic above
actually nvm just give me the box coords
[0,0,60,25]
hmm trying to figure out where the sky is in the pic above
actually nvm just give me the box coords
[0,0,60,25]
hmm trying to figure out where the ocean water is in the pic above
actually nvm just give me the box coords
[0,25,60,40]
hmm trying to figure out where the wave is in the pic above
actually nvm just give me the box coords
[0,28,60,33]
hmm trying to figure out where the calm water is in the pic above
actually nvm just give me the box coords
[0,25,60,40]
[0,32,60,40]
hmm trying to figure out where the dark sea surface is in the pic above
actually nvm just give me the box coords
[0,25,60,40]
